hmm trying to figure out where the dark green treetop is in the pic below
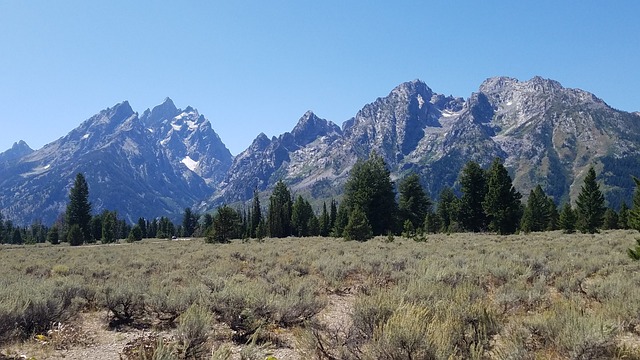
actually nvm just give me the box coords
[575,167,606,234]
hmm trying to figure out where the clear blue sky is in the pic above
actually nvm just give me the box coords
[1,1,638,155]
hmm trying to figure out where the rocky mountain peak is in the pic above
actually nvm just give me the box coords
[141,97,179,126]
[0,140,34,164]
[291,111,341,146]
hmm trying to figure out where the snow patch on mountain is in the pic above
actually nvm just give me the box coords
[181,156,198,172]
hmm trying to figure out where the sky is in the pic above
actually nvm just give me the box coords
[0,1,638,155]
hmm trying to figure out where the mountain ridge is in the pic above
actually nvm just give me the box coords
[1,76,639,225]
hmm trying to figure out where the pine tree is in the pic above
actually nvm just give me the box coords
[67,224,83,246]
[558,203,576,234]
[436,186,457,233]
[575,167,606,234]
[630,177,640,232]
[128,224,143,242]
[250,189,262,238]
[182,208,199,237]
[483,158,522,235]
[603,208,619,230]
[137,218,148,238]
[11,228,23,245]
[398,173,432,230]
[291,195,314,237]
[206,205,240,243]
[267,181,293,238]
[343,207,373,242]
[342,152,397,236]
[332,202,348,237]
[89,216,102,243]
[619,202,630,229]
[329,199,337,230]
[101,211,117,243]
[423,211,440,234]
[458,161,488,232]
[521,185,551,233]
[65,173,92,243]
[47,225,60,245]
[319,202,330,237]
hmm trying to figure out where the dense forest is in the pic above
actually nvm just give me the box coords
[1,153,639,245]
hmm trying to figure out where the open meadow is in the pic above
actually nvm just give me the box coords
[2,230,640,359]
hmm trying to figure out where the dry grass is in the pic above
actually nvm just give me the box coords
[1,230,640,359]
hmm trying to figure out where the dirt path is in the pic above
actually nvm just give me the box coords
[2,292,358,360]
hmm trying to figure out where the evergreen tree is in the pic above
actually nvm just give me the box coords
[308,215,320,236]
[521,185,551,233]
[423,211,440,234]
[483,158,522,235]
[267,181,293,238]
[398,173,432,230]
[342,152,397,236]
[182,208,199,237]
[558,203,576,234]
[89,216,102,243]
[2,219,14,244]
[47,225,60,245]
[67,224,83,246]
[436,186,457,233]
[332,202,348,237]
[575,167,606,234]
[619,202,630,229]
[255,220,267,240]
[203,213,214,233]
[402,219,416,238]
[343,207,373,241]
[29,220,47,244]
[101,211,117,243]
[128,224,143,242]
[603,208,619,230]
[319,202,330,237]
[458,161,488,232]
[65,173,92,242]
[206,205,240,243]
[329,199,337,230]
[11,228,23,245]
[250,189,262,238]
[630,177,640,232]
[147,218,157,238]
[137,217,148,238]
[291,195,314,237]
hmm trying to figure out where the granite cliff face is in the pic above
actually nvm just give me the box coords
[1,76,638,225]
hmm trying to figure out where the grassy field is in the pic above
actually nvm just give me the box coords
[2,230,640,359]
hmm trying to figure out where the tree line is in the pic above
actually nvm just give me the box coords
[2,154,640,245]
[202,152,640,242]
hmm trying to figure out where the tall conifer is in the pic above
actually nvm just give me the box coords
[575,167,606,234]
[483,158,522,235]
[65,173,92,243]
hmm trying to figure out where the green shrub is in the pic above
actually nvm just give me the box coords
[177,305,212,359]
[372,304,435,360]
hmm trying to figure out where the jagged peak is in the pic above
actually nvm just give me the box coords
[251,132,270,146]
[11,140,32,151]
[480,76,564,94]
[291,111,341,145]
[142,97,180,126]
[391,79,433,96]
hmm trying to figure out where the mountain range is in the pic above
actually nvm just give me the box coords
[1,76,639,225]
